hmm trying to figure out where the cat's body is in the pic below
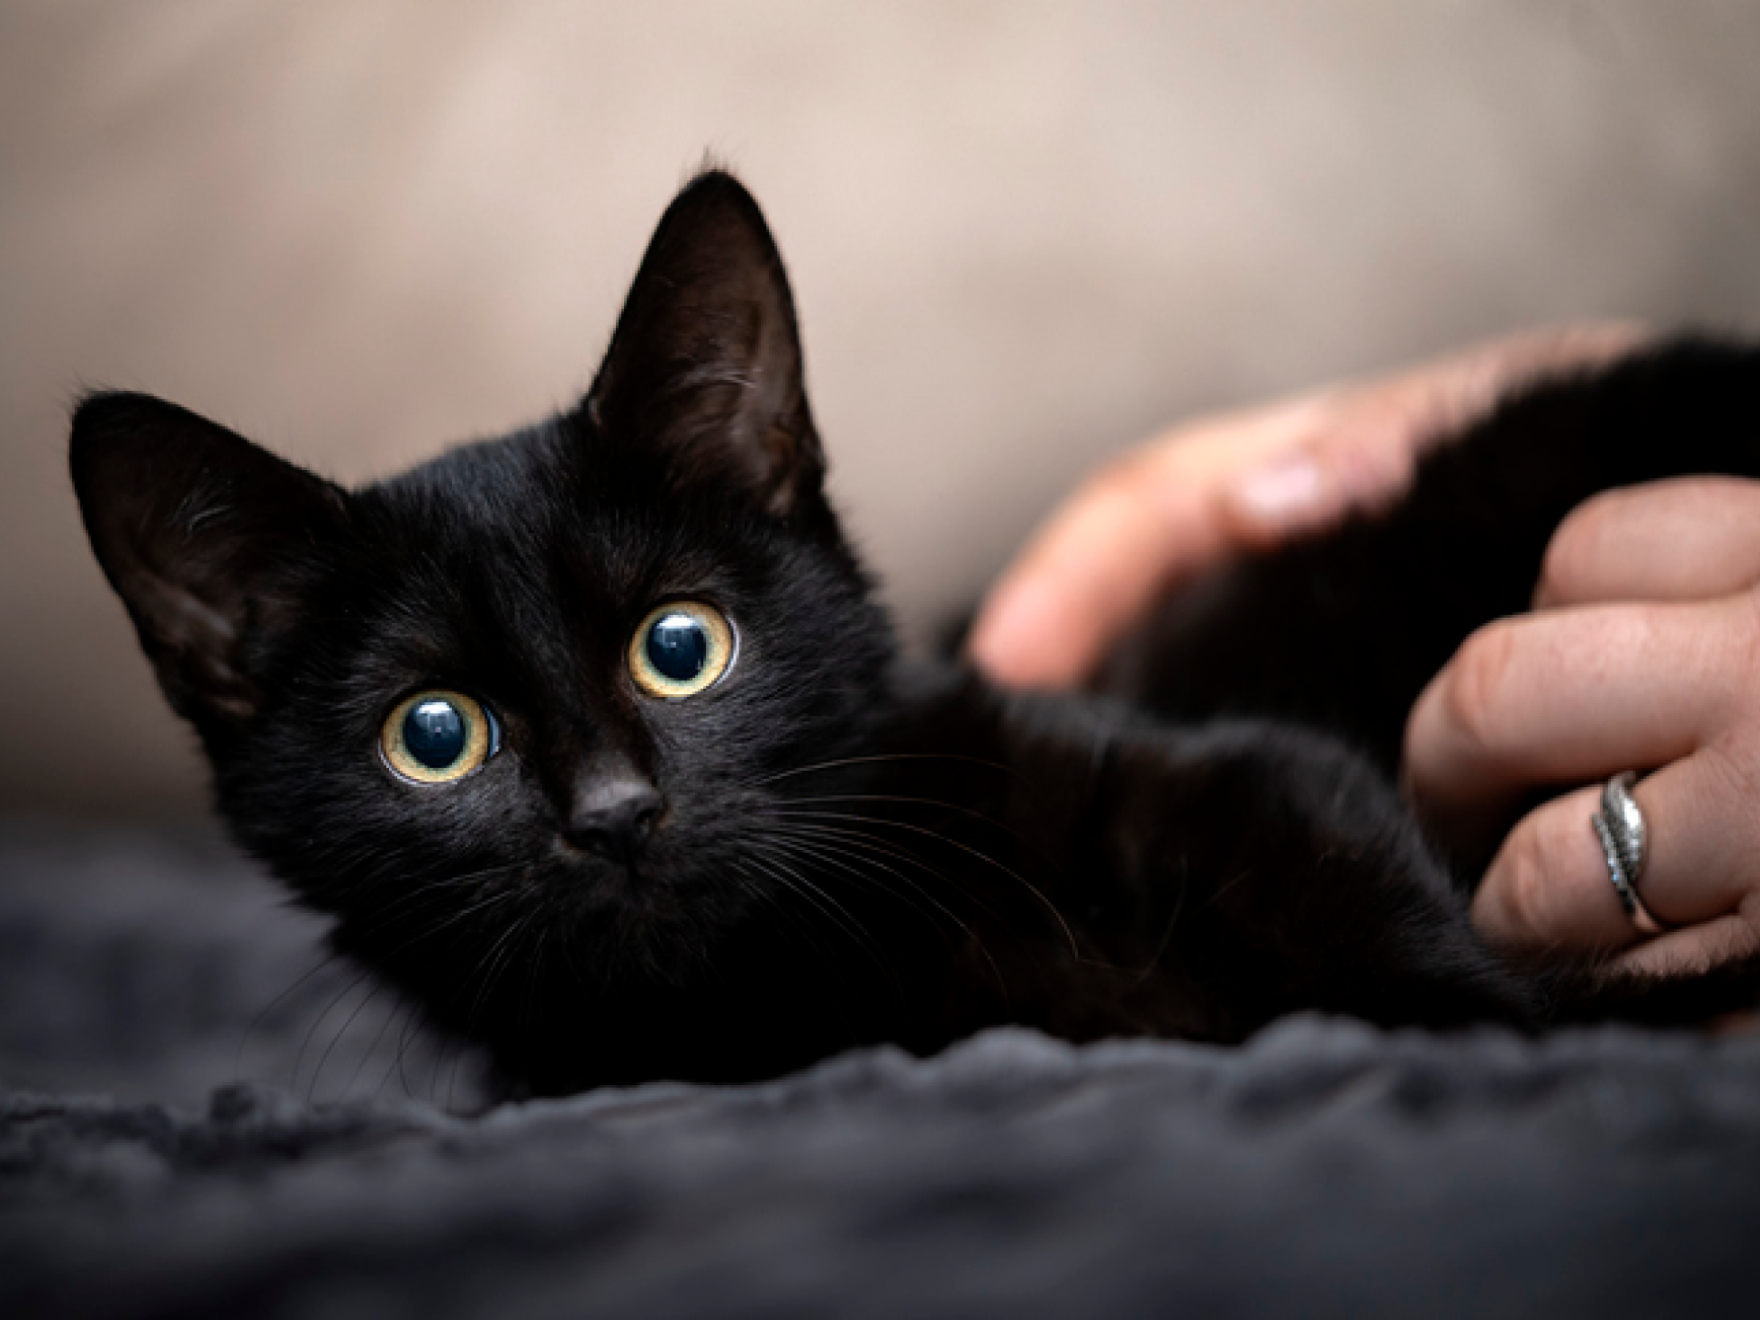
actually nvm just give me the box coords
[73,173,1760,1096]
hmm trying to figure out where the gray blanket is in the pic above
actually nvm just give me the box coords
[3,825,1757,1318]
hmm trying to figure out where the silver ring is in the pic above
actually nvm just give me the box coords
[1591,771,1669,936]
[1601,771,1647,884]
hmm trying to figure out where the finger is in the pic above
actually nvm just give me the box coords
[972,323,1651,690]
[1615,891,1760,976]
[970,397,1341,688]
[1472,785,1641,953]
[1221,325,1648,546]
[1473,751,1760,953]
[1624,743,1760,925]
[1535,477,1760,608]
[968,458,1227,687]
[1404,598,1737,822]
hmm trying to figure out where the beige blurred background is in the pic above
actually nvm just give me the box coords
[5,1,1760,818]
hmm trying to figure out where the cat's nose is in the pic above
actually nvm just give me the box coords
[561,776,664,864]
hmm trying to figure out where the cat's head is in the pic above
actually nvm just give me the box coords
[71,173,896,1031]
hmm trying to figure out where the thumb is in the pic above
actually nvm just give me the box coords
[971,396,1342,688]
[969,459,1231,688]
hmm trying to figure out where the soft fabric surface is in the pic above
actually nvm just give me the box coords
[3,825,1757,1317]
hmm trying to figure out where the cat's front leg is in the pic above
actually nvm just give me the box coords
[884,666,1539,1042]
[1036,715,1543,1040]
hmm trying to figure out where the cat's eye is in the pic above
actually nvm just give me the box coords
[380,690,499,784]
[628,600,735,699]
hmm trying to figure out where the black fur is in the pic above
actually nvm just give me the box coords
[71,172,1760,1096]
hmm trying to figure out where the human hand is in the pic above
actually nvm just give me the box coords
[1405,476,1760,975]
[969,324,1649,688]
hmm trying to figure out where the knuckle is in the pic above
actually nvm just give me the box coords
[1441,622,1520,764]
[1491,816,1567,945]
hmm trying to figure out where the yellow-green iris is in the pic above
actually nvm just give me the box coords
[628,601,735,699]
[380,690,495,784]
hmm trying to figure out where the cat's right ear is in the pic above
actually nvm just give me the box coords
[70,391,349,731]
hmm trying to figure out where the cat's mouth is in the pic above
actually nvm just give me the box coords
[550,842,684,915]
[540,831,758,945]
[554,842,640,885]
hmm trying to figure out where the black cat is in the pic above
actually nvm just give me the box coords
[72,172,1760,1096]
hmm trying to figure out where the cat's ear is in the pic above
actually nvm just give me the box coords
[70,391,349,730]
[586,170,824,516]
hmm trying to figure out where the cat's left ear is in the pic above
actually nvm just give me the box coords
[586,170,824,517]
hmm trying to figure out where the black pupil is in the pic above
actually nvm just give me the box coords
[647,613,709,682]
[403,699,467,769]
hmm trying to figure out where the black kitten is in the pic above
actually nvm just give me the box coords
[73,172,1760,1096]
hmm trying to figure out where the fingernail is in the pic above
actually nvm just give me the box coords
[1228,456,1328,524]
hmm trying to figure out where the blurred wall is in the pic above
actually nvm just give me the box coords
[5,1,1760,817]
